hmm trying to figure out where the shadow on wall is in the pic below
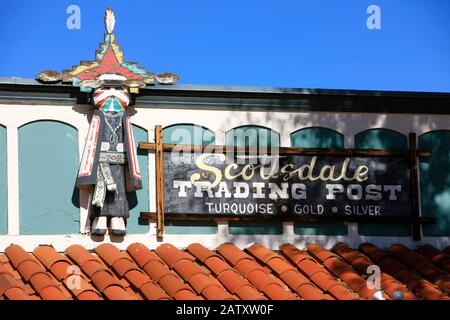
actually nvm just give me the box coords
[419,131,450,237]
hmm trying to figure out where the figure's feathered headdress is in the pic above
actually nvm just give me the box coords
[37,7,179,93]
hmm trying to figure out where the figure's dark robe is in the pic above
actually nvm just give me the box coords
[76,108,142,191]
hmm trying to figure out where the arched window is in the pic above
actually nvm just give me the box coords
[163,124,217,234]
[419,130,450,236]
[19,121,79,234]
[225,125,280,148]
[163,123,215,146]
[291,127,347,235]
[355,128,410,236]
[0,125,6,235]
[225,125,282,235]
[126,125,150,234]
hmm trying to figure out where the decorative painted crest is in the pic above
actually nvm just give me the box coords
[37,7,179,93]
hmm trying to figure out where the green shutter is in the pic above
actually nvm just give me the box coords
[226,125,283,235]
[126,125,149,234]
[291,127,347,235]
[419,131,450,236]
[19,121,79,234]
[355,129,410,236]
[0,125,6,235]
[163,124,217,234]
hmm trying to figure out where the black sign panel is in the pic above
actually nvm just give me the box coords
[163,152,411,220]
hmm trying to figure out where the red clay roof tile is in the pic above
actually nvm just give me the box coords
[90,269,123,292]
[123,269,149,289]
[235,259,265,278]
[3,287,31,300]
[188,273,218,294]
[173,289,203,300]
[142,260,173,283]
[112,258,138,277]
[64,274,101,299]
[186,243,266,300]
[187,243,220,263]
[103,285,135,300]
[0,273,30,300]
[39,286,69,300]
[17,260,44,281]
[281,244,357,300]
[2,241,450,300]
[218,243,254,265]
[96,243,130,266]
[77,290,103,300]
[33,246,71,270]
[174,259,208,281]
[5,245,36,269]
[155,243,194,268]
[127,243,162,267]
[81,260,105,278]
[248,243,326,300]
[333,243,417,300]
[203,256,232,275]
[280,244,314,264]
[418,244,450,273]
[138,281,171,300]
[389,244,450,294]
[158,273,196,298]
[359,243,389,261]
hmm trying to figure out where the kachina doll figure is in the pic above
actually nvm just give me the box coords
[36,7,179,235]
[76,80,142,235]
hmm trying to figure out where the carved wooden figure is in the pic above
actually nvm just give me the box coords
[37,7,179,235]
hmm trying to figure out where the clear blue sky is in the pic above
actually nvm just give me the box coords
[1,0,449,92]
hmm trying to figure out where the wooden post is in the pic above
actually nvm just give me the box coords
[154,125,164,240]
[409,133,421,241]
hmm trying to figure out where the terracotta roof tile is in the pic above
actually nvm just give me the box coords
[186,243,220,263]
[33,246,71,270]
[417,245,450,273]
[0,272,30,300]
[187,244,265,300]
[39,286,69,300]
[4,245,69,300]
[156,244,233,300]
[2,286,31,300]
[332,243,417,300]
[103,285,135,300]
[389,244,450,294]
[142,260,173,283]
[281,244,358,300]
[218,243,254,265]
[64,274,102,300]
[155,243,195,268]
[248,243,326,300]
[138,281,171,300]
[112,258,138,277]
[2,241,449,300]
[65,245,102,268]
[361,243,449,300]
[159,273,200,299]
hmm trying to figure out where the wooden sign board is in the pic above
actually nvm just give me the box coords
[163,153,411,220]
[139,129,434,240]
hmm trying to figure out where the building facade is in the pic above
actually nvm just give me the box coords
[1,78,450,252]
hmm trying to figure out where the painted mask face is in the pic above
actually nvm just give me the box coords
[93,86,130,111]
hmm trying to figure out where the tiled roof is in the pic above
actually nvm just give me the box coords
[1,242,450,300]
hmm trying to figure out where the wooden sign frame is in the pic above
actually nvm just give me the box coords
[140,126,434,241]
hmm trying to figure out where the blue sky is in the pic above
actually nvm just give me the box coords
[0,0,449,92]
